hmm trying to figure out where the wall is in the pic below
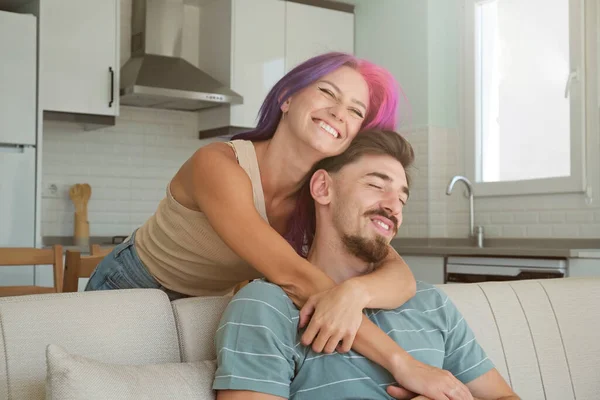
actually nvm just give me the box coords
[353,0,600,239]
[41,0,221,237]
[351,0,429,129]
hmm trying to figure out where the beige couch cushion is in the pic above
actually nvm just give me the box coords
[0,289,181,400]
[45,344,216,400]
[541,278,600,399]
[0,311,7,400]
[171,296,231,362]
[440,278,600,400]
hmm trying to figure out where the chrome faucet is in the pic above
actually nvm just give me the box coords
[446,175,477,239]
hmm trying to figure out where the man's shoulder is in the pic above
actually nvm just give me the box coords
[226,279,298,321]
[370,281,453,323]
[408,281,450,308]
[214,280,299,398]
[234,279,290,301]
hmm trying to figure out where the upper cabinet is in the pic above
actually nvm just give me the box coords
[284,2,354,72]
[40,0,120,117]
[230,0,286,129]
[0,11,36,145]
[197,0,354,132]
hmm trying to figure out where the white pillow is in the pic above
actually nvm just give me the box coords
[45,344,217,400]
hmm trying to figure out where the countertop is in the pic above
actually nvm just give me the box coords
[390,238,600,259]
[43,236,600,259]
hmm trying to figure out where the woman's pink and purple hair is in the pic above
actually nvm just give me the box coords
[232,52,401,141]
[232,52,405,256]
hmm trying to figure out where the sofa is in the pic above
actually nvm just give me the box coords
[0,277,599,400]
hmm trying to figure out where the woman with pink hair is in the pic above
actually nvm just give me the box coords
[86,52,467,399]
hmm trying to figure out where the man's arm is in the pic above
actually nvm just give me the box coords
[466,369,519,400]
[404,369,519,400]
[212,281,296,399]
[217,391,284,400]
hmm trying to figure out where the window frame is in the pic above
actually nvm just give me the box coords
[460,0,587,197]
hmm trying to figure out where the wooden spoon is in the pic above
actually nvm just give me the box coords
[70,183,91,247]
[81,183,92,215]
[69,184,83,214]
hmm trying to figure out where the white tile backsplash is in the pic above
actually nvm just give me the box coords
[41,107,222,237]
[398,127,429,238]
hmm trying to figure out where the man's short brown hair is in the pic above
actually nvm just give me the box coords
[312,129,414,188]
[286,130,415,257]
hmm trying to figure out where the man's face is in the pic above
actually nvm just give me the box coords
[330,153,409,263]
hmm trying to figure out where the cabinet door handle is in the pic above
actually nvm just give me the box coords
[109,67,115,107]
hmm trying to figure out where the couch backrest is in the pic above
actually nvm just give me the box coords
[174,278,600,400]
[171,296,231,362]
[0,289,181,400]
[439,278,600,400]
[2,279,599,400]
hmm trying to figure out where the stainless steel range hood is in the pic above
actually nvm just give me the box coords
[120,0,243,111]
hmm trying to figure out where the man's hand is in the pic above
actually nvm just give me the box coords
[385,385,416,399]
[385,391,436,400]
[298,279,369,353]
[390,357,473,400]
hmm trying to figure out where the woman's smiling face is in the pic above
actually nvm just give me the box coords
[280,66,370,158]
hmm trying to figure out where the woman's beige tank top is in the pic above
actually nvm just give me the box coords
[134,140,268,296]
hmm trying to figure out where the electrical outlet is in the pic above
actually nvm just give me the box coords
[42,183,64,199]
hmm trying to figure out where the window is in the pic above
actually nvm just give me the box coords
[462,0,586,196]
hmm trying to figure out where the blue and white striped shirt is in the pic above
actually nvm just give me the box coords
[213,280,494,399]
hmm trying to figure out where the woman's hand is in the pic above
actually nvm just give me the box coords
[390,358,473,400]
[298,279,370,353]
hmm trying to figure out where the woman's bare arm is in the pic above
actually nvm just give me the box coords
[350,246,416,310]
[174,144,465,399]
[178,143,415,306]
[176,145,413,354]
[175,143,329,302]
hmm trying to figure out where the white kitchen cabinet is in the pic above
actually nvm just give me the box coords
[0,11,36,146]
[197,0,354,131]
[568,258,600,277]
[230,0,286,128]
[284,2,354,72]
[402,255,445,285]
[40,0,119,116]
[197,0,285,130]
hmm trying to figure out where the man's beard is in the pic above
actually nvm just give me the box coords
[342,234,389,264]
[334,206,396,264]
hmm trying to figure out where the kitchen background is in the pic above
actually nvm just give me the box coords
[37,0,600,240]
[1,0,599,288]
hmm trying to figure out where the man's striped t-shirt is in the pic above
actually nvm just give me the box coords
[213,280,494,399]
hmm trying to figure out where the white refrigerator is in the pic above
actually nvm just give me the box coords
[0,10,38,285]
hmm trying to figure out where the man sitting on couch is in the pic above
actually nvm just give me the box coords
[212,130,519,400]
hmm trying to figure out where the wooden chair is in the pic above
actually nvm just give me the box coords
[89,244,113,257]
[63,250,106,293]
[0,245,64,297]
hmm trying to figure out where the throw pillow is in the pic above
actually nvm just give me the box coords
[45,344,216,400]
